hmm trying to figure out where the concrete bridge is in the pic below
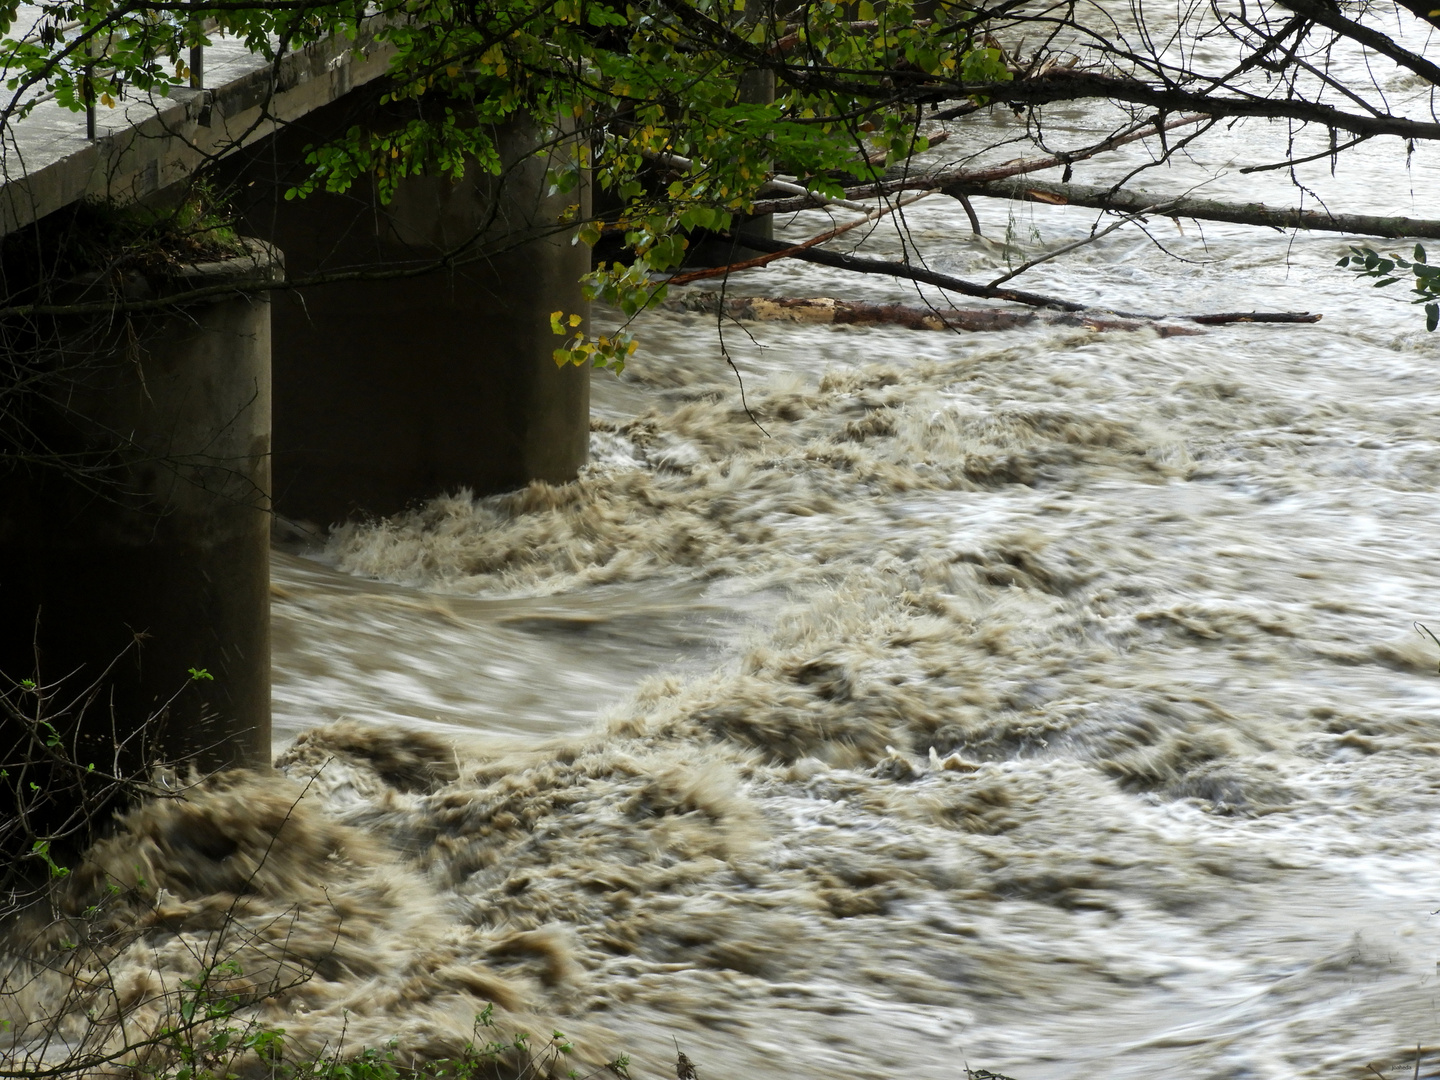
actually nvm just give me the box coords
[0,19,591,779]
[0,14,394,233]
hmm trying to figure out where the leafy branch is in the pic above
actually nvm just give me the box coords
[1339,245,1440,332]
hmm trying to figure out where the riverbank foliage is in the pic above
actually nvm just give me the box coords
[1,0,1438,354]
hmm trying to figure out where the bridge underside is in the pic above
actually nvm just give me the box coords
[0,58,591,776]
[221,91,591,526]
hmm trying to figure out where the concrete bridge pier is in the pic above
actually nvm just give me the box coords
[230,103,592,526]
[0,241,278,778]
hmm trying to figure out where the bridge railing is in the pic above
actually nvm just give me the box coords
[82,22,214,139]
[3,11,216,139]
[0,12,394,234]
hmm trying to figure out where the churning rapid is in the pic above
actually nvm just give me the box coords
[9,104,1440,1080]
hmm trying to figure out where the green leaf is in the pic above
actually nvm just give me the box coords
[1427,303,1438,332]
[576,221,603,248]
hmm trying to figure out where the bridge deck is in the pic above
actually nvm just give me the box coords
[0,15,393,235]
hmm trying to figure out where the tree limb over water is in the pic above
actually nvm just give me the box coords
[959,70,1440,143]
[4,0,1440,362]
[712,231,1092,311]
[701,233,1322,323]
[940,179,1440,241]
[749,115,1216,217]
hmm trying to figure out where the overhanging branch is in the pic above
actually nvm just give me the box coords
[751,113,1213,215]
[970,70,1440,142]
[1276,0,1440,75]
[941,177,1440,239]
[712,231,1090,309]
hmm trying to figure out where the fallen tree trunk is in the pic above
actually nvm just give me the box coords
[940,177,1440,240]
[665,294,1321,333]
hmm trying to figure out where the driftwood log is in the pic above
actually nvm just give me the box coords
[664,293,1322,335]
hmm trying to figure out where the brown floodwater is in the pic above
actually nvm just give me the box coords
[9,23,1440,1079]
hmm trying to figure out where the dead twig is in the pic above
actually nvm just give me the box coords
[987,200,1179,288]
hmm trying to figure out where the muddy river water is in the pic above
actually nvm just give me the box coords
[11,25,1440,1078]
[255,97,1440,1078]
